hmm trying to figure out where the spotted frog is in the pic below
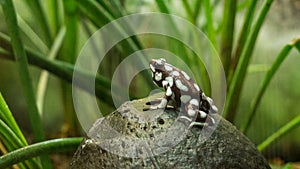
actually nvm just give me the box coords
[144,58,218,127]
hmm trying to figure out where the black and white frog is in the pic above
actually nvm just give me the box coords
[144,58,218,127]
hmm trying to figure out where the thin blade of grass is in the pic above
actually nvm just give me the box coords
[17,14,49,54]
[257,113,300,152]
[23,0,52,46]
[47,0,61,35]
[220,0,236,75]
[241,36,300,133]
[223,0,274,122]
[202,0,217,50]
[36,27,66,115]
[60,0,79,134]
[0,93,27,145]
[155,0,170,13]
[193,0,202,24]
[0,118,42,169]
[61,0,78,63]
[228,0,258,84]
[182,0,193,22]
[294,36,300,52]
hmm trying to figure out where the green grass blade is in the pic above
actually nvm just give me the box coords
[257,114,300,152]
[181,0,193,22]
[155,0,170,13]
[294,36,300,52]
[193,0,202,24]
[62,0,78,63]
[223,0,274,122]
[0,119,41,169]
[47,0,61,36]
[0,137,83,168]
[0,119,27,152]
[0,1,52,168]
[17,14,49,54]
[241,37,300,133]
[0,93,27,145]
[75,0,111,26]
[37,27,66,115]
[229,0,258,83]
[23,0,52,46]
[202,0,217,50]
[220,0,236,75]
[61,0,79,133]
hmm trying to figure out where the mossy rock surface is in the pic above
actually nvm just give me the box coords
[70,94,271,169]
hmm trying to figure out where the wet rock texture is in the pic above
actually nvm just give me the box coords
[70,96,271,169]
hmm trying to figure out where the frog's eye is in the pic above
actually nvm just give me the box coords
[157,58,166,65]
[159,58,166,63]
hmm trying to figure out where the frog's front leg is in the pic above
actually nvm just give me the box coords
[143,86,173,111]
[178,101,215,128]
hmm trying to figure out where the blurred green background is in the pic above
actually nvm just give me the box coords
[0,0,300,168]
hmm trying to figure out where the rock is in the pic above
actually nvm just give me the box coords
[70,94,271,169]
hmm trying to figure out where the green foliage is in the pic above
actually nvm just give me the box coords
[0,92,41,168]
[0,137,83,168]
[0,0,300,168]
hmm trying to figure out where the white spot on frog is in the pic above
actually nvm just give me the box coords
[194,83,200,91]
[172,71,180,76]
[175,79,188,91]
[199,111,207,118]
[162,80,168,87]
[164,64,173,71]
[189,99,199,106]
[165,76,173,87]
[155,72,162,81]
[180,95,191,103]
[187,109,196,117]
[181,71,190,80]
[166,87,173,96]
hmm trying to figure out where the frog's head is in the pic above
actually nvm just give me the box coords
[149,58,166,73]
[149,58,167,84]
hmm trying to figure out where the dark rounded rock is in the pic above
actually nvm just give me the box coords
[70,96,271,169]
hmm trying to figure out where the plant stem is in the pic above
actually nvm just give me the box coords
[228,0,258,84]
[220,0,236,75]
[203,0,217,49]
[257,114,300,152]
[0,138,83,168]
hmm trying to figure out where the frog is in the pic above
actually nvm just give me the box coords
[144,58,218,127]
